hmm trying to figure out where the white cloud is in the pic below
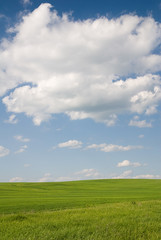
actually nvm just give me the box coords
[4,114,18,124]
[57,140,83,149]
[117,160,141,167]
[9,177,24,182]
[104,114,118,126]
[0,14,8,20]
[145,105,157,115]
[112,170,133,179]
[133,116,139,120]
[74,168,100,177]
[22,0,31,5]
[55,169,101,182]
[38,173,52,182]
[87,143,143,152]
[24,163,31,167]
[133,174,161,179]
[14,135,30,142]
[55,176,75,182]
[0,14,5,19]
[15,145,28,154]
[0,146,10,157]
[113,171,160,179]
[0,4,161,125]
[129,116,152,128]
[54,141,142,152]
[139,134,144,138]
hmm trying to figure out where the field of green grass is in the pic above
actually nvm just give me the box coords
[0,179,161,239]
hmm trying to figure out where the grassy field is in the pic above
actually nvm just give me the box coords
[0,179,161,239]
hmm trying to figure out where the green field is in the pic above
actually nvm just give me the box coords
[0,179,161,239]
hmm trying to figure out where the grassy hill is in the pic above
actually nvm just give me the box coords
[0,179,161,214]
[0,179,161,239]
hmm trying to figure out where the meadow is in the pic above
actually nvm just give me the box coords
[0,179,161,239]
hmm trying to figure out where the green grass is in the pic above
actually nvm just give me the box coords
[0,179,161,239]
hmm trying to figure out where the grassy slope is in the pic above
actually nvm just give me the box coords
[0,179,161,240]
[0,179,161,214]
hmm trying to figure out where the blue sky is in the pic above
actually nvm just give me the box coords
[0,0,161,182]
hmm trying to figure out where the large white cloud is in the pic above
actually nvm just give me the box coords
[1,3,161,125]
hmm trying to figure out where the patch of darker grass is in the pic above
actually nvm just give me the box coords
[7,214,27,222]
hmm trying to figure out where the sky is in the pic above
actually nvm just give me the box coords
[0,0,161,182]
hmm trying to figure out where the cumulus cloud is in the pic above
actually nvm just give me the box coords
[0,146,10,157]
[117,160,141,167]
[14,135,30,142]
[9,177,24,182]
[0,4,161,125]
[15,145,28,154]
[4,114,18,124]
[86,143,143,152]
[56,140,83,149]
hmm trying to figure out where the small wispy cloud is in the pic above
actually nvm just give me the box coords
[74,168,100,177]
[0,14,8,20]
[112,170,132,179]
[129,116,152,128]
[56,140,83,149]
[112,171,160,179]
[139,134,144,138]
[55,168,102,182]
[104,114,117,126]
[15,145,28,154]
[117,160,141,167]
[14,135,30,142]
[55,176,75,182]
[24,163,31,168]
[9,177,24,182]
[145,106,157,115]
[22,0,32,5]
[4,114,18,124]
[38,173,52,182]
[0,146,10,157]
[133,174,161,179]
